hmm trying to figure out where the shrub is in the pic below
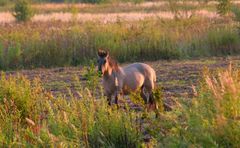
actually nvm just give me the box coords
[217,0,231,16]
[12,0,34,22]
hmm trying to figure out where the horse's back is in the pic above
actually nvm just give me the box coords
[123,63,156,79]
[122,63,156,90]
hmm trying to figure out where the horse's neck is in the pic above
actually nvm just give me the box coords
[103,66,123,80]
[112,66,123,78]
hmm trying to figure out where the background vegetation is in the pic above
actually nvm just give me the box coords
[0,63,240,147]
[0,0,240,146]
[0,18,239,69]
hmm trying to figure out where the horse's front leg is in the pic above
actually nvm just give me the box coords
[114,90,120,105]
[114,93,118,104]
[114,87,122,105]
[107,95,112,105]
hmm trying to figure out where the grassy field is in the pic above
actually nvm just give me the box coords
[1,57,240,147]
[0,18,240,69]
[0,1,223,13]
[0,1,240,13]
[0,1,240,147]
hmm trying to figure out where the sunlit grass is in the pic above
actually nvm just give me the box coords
[1,64,240,147]
[0,18,239,69]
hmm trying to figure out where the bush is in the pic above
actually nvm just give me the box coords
[12,0,34,22]
[217,0,231,16]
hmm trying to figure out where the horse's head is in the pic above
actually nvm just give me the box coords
[97,49,109,76]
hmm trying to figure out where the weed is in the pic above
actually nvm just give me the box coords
[12,0,34,22]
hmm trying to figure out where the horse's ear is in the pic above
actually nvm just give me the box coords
[98,49,109,57]
[97,49,104,57]
[97,49,101,56]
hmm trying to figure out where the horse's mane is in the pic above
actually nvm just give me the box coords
[108,56,120,72]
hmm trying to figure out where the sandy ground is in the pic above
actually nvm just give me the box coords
[0,10,219,24]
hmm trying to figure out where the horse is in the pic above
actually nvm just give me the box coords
[97,49,157,107]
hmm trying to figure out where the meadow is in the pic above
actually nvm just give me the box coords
[0,0,240,147]
[1,18,240,69]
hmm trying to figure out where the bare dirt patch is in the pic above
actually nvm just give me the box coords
[6,57,240,101]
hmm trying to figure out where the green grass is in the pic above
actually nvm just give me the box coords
[1,64,240,147]
[0,18,240,70]
[0,71,144,147]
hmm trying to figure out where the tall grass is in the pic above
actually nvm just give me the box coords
[0,72,144,147]
[147,65,240,147]
[0,18,239,70]
[1,60,240,146]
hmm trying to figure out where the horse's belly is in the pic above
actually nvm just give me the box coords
[122,72,144,94]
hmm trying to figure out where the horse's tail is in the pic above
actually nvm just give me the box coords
[153,69,157,88]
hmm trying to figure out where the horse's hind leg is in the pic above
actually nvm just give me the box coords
[140,86,148,104]
[143,78,155,102]
[148,92,154,105]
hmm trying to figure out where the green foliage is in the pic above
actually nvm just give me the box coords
[1,19,240,70]
[30,0,144,4]
[167,0,198,20]
[181,68,240,147]
[1,63,240,146]
[0,72,143,147]
[13,0,34,22]
[231,6,240,36]
[152,87,164,113]
[88,104,141,147]
[185,26,240,57]
[217,0,231,16]
[6,43,22,69]
[149,67,240,147]
[232,6,240,22]
[0,42,3,69]
[206,27,240,55]
[0,0,8,6]
[83,61,101,94]
[132,0,144,4]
